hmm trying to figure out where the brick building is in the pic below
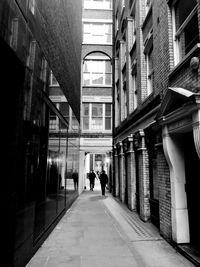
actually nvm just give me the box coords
[80,0,113,183]
[0,0,82,266]
[113,0,200,261]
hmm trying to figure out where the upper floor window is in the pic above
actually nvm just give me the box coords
[49,102,79,132]
[83,53,112,86]
[131,72,138,111]
[29,0,36,15]
[40,57,48,83]
[84,0,112,9]
[10,18,18,51]
[26,40,36,69]
[122,68,127,119]
[82,103,112,131]
[172,0,199,65]
[83,22,112,44]
[146,46,153,96]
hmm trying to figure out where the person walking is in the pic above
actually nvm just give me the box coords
[99,170,108,196]
[72,171,78,191]
[88,170,97,191]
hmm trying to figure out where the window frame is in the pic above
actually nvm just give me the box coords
[171,0,199,65]
[83,0,112,10]
[82,103,112,132]
[83,22,112,45]
[83,57,112,87]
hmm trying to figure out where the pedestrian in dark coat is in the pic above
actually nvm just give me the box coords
[88,170,97,191]
[99,170,108,196]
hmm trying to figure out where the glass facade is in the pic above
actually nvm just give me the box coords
[1,32,80,267]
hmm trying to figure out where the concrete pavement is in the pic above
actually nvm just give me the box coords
[26,188,194,267]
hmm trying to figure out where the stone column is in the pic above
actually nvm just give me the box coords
[118,142,125,202]
[114,145,119,197]
[125,135,136,211]
[135,130,150,222]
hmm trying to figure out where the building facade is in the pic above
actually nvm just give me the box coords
[113,0,200,260]
[80,0,113,184]
[0,0,82,266]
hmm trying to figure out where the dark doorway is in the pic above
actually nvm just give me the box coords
[184,131,200,248]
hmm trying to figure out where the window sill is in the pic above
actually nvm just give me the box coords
[169,43,200,79]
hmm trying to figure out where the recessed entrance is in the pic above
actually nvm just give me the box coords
[184,132,200,248]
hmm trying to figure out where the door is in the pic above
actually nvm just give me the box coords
[185,132,200,248]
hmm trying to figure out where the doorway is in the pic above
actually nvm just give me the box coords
[184,132,200,248]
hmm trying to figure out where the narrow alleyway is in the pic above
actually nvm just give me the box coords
[26,188,194,267]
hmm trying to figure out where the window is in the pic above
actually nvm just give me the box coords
[91,104,103,130]
[10,18,18,50]
[40,57,48,82]
[82,103,112,131]
[83,103,89,130]
[26,40,36,69]
[49,102,78,132]
[83,22,112,44]
[146,46,153,96]
[50,71,59,86]
[172,0,199,64]
[105,104,112,130]
[83,53,112,86]
[29,0,35,15]
[84,0,112,10]
[122,68,127,118]
[131,72,137,110]
[121,41,126,67]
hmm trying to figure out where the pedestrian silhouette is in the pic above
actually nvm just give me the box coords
[88,170,97,191]
[72,171,78,191]
[99,170,108,196]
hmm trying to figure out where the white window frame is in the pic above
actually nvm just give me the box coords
[131,73,138,111]
[146,47,153,96]
[82,103,112,132]
[84,0,112,10]
[83,22,112,44]
[83,58,112,86]
[172,1,198,65]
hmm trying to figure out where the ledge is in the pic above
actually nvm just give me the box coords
[169,44,200,80]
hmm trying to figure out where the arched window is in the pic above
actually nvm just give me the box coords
[83,53,112,86]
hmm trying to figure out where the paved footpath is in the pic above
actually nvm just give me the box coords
[26,190,194,267]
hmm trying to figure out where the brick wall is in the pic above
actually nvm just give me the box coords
[157,145,172,241]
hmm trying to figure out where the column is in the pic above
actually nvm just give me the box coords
[126,135,136,210]
[114,145,119,197]
[135,130,150,222]
[118,142,125,202]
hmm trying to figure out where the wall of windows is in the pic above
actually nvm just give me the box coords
[83,22,112,44]
[82,102,112,131]
[83,53,112,86]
